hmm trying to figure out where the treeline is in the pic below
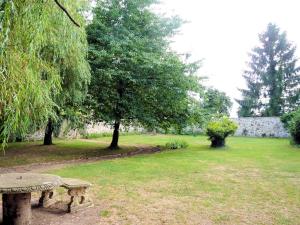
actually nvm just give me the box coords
[0,0,232,150]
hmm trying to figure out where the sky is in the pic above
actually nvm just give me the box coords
[158,0,300,117]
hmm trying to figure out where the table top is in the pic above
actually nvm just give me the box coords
[0,173,62,194]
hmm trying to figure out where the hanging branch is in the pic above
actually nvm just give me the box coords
[54,0,80,27]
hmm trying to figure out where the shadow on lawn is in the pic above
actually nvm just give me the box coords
[0,141,162,170]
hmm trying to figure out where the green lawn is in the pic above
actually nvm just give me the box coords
[46,135,300,225]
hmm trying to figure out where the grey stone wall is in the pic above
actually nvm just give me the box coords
[233,117,289,138]
[27,122,145,141]
[85,122,144,134]
[28,117,290,140]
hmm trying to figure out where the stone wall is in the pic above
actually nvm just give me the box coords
[85,122,145,135]
[28,117,290,140]
[28,122,145,141]
[233,117,289,138]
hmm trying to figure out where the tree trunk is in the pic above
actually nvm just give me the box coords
[211,138,225,148]
[109,121,120,150]
[43,118,54,145]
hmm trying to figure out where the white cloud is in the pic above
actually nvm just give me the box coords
[158,0,300,117]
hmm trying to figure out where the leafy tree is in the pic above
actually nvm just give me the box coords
[0,1,90,147]
[281,108,300,145]
[237,23,300,117]
[87,0,199,149]
[180,87,232,135]
[203,88,232,116]
[42,31,91,145]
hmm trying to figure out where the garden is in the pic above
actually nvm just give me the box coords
[1,135,300,225]
[1,0,300,225]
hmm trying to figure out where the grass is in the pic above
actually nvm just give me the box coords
[46,135,300,225]
[0,138,137,167]
[1,135,300,224]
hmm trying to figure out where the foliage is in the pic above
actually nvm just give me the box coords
[165,139,188,150]
[87,0,200,149]
[206,117,238,147]
[288,115,300,145]
[202,88,232,116]
[281,108,300,145]
[179,87,232,135]
[237,23,300,117]
[281,110,297,129]
[0,1,90,147]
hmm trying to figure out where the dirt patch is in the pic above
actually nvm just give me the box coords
[0,198,104,225]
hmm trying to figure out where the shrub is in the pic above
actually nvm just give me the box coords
[282,109,300,145]
[165,140,188,150]
[206,117,238,148]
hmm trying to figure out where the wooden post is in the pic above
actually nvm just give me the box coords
[2,193,32,225]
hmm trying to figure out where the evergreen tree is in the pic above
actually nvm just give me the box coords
[87,0,199,149]
[237,23,300,117]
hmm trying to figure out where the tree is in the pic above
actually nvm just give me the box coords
[87,0,199,149]
[281,108,300,145]
[237,23,300,117]
[202,88,232,116]
[0,1,90,147]
[42,23,91,145]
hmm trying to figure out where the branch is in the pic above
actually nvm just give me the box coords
[54,0,80,27]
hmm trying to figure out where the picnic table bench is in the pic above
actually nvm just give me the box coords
[1,173,93,225]
[39,178,93,213]
[0,173,62,225]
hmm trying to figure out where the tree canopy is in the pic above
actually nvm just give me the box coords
[0,1,90,146]
[237,23,300,117]
[202,88,232,116]
[87,0,200,149]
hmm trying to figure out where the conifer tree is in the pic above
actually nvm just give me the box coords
[237,23,300,117]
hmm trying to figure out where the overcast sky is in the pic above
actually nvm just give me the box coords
[158,0,300,117]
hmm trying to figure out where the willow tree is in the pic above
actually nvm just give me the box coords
[0,1,90,147]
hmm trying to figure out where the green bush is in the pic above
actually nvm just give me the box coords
[165,140,188,150]
[281,109,300,145]
[206,117,238,148]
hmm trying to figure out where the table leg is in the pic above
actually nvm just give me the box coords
[39,189,57,208]
[2,193,31,225]
[67,187,93,213]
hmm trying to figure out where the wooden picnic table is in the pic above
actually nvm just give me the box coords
[0,173,62,225]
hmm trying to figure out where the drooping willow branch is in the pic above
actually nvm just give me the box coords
[54,0,80,27]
